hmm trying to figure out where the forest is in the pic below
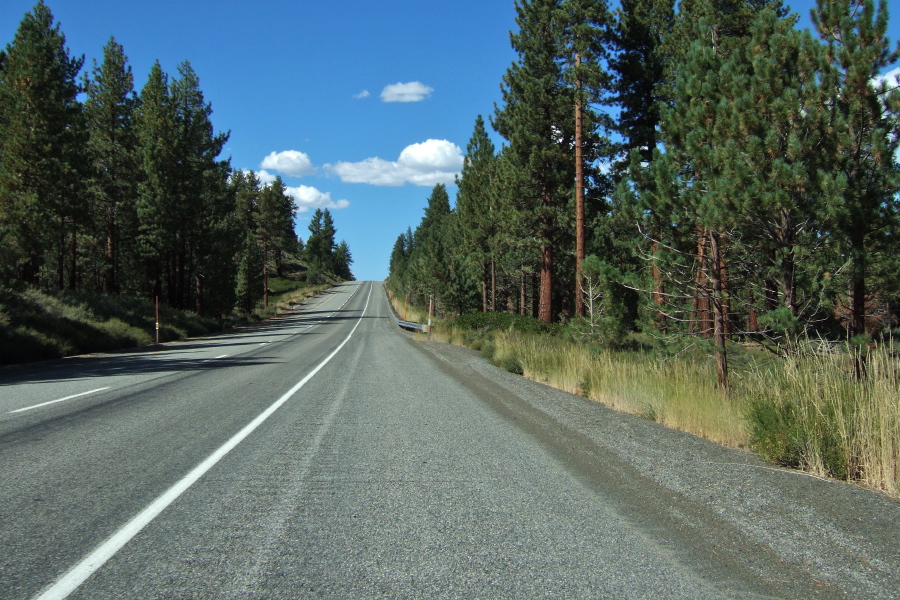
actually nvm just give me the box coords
[388,0,900,388]
[0,1,353,320]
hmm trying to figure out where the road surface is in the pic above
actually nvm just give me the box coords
[1,281,898,599]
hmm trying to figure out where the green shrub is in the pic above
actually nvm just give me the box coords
[746,393,851,479]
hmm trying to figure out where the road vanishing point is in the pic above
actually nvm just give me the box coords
[1,281,899,599]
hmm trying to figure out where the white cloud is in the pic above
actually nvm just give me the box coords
[380,81,434,103]
[328,139,463,187]
[254,169,277,185]
[354,89,370,99]
[259,150,316,177]
[874,67,900,89]
[286,184,350,213]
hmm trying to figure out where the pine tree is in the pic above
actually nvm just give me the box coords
[0,1,85,287]
[333,240,354,280]
[170,60,230,310]
[389,233,408,280]
[257,176,297,304]
[494,0,575,323]
[647,15,739,387]
[135,60,178,303]
[556,0,614,317]
[234,229,263,315]
[611,0,674,169]
[661,0,787,98]
[408,184,452,307]
[611,0,675,325]
[813,0,900,377]
[83,37,138,294]
[454,116,499,312]
[716,10,836,338]
[305,208,337,284]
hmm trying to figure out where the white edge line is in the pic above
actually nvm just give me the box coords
[33,283,372,600]
[10,388,111,414]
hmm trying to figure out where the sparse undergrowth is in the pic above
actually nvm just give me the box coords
[0,280,330,365]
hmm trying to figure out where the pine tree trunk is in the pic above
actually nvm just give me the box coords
[652,233,665,330]
[709,230,729,390]
[102,206,115,293]
[781,256,796,317]
[719,239,731,335]
[779,210,797,316]
[177,237,187,309]
[574,55,585,318]
[539,243,553,324]
[748,291,759,333]
[539,182,554,324]
[850,273,867,380]
[57,217,66,291]
[196,273,203,316]
[691,231,712,338]
[520,265,527,316]
[491,255,496,312]
[482,262,489,313]
[69,216,77,290]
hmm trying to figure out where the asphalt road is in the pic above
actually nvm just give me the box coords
[1,281,898,599]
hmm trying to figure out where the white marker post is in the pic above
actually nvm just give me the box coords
[427,294,434,341]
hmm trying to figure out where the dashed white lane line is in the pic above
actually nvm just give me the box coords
[215,354,229,359]
[10,388,111,414]
[32,283,372,600]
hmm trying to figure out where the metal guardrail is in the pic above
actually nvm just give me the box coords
[384,285,428,333]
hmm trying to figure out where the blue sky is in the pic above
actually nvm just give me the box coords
[1,1,899,281]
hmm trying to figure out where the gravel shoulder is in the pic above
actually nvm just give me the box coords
[415,337,900,599]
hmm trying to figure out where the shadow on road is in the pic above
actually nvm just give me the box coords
[0,294,383,386]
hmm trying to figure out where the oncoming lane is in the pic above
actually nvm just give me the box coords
[0,282,371,600]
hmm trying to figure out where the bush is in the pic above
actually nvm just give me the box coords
[746,393,851,480]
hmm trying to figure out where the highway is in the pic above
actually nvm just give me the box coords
[1,281,899,599]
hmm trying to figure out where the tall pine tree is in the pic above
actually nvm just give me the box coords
[454,115,499,312]
[134,60,178,303]
[494,0,575,323]
[813,0,900,377]
[83,37,138,294]
[0,1,84,287]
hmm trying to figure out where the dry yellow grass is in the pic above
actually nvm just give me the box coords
[739,350,900,496]
[490,331,899,497]
[492,331,748,447]
[383,290,899,497]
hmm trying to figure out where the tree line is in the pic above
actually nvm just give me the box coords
[388,0,900,386]
[0,2,353,317]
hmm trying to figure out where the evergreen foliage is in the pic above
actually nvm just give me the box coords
[83,37,138,295]
[0,1,85,288]
[0,4,342,323]
[388,0,900,390]
[813,0,900,376]
[304,208,353,283]
[493,0,576,324]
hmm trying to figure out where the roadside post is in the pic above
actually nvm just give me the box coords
[427,294,434,341]
[155,296,160,344]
